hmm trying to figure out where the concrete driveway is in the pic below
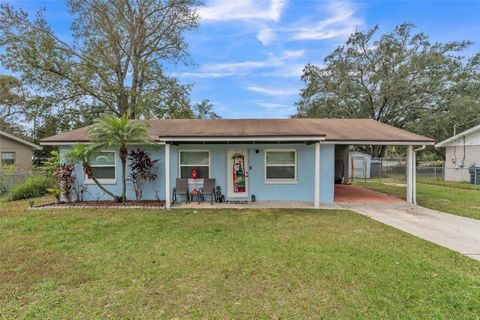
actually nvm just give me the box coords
[339,202,480,261]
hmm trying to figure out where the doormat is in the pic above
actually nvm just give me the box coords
[225,200,249,204]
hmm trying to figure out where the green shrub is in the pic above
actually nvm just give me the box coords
[10,175,54,201]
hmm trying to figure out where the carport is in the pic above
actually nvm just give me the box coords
[324,121,435,204]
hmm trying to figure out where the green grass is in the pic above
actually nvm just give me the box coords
[1,199,479,319]
[416,177,480,190]
[355,179,480,220]
[381,175,480,190]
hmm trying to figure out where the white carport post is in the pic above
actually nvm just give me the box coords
[412,148,417,204]
[406,145,414,204]
[314,141,321,208]
[165,143,171,209]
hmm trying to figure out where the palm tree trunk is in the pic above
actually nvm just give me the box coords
[120,145,128,202]
[83,163,117,200]
[92,176,118,201]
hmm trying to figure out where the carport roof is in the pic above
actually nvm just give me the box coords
[40,118,434,145]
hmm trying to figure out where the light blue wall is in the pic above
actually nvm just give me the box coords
[59,145,166,201]
[320,144,335,203]
[60,143,335,204]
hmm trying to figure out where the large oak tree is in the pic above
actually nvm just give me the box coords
[295,23,480,157]
[0,0,201,119]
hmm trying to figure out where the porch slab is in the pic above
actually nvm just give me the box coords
[172,201,340,209]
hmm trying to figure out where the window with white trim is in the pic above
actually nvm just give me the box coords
[1,152,15,165]
[265,150,296,181]
[86,151,116,183]
[179,151,210,179]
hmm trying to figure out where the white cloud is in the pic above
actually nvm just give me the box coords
[203,59,277,73]
[171,71,236,78]
[247,85,299,96]
[199,0,287,22]
[175,50,305,78]
[197,0,362,47]
[261,63,306,78]
[290,1,362,40]
[257,28,276,45]
[204,50,304,73]
[252,101,296,118]
[281,50,305,59]
[257,102,291,109]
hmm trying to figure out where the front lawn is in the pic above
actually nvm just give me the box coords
[1,199,479,319]
[355,179,480,220]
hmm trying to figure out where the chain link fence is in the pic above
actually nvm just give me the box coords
[353,158,475,183]
[0,171,48,199]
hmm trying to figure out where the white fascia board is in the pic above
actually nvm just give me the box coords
[39,142,92,146]
[435,124,480,148]
[160,136,326,142]
[325,140,435,146]
[40,141,166,146]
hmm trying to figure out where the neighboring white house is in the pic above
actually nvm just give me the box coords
[436,124,480,181]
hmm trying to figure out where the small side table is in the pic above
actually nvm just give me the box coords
[190,189,201,204]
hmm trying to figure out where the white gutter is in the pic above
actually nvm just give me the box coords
[326,140,435,146]
[40,141,167,146]
[413,145,426,153]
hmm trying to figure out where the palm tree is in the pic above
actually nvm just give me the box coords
[88,114,155,202]
[67,144,119,201]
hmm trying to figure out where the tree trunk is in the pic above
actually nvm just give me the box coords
[83,163,117,200]
[120,145,128,202]
[372,145,386,158]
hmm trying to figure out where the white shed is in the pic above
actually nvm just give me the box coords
[349,151,372,179]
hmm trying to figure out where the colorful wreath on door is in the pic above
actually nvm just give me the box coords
[232,153,246,193]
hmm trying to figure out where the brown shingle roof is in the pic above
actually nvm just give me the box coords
[40,119,434,144]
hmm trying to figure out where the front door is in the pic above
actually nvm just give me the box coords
[227,149,249,198]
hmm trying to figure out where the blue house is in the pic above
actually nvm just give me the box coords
[40,119,434,208]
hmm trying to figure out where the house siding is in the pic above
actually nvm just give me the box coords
[442,130,480,181]
[445,145,480,181]
[0,136,34,172]
[60,143,335,204]
[60,145,166,201]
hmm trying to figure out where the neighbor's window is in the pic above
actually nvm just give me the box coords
[179,151,210,179]
[87,151,116,183]
[265,150,296,181]
[1,152,15,165]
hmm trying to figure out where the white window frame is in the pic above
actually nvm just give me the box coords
[178,150,210,183]
[85,150,117,185]
[264,149,297,184]
[1,152,16,165]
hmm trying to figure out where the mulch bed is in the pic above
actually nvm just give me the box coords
[32,200,166,210]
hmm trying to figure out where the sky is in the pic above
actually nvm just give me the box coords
[2,0,480,119]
